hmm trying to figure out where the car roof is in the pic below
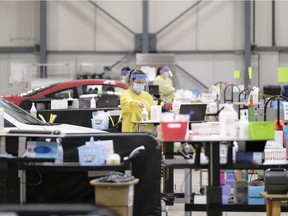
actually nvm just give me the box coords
[52,79,127,88]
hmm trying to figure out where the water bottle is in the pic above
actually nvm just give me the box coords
[55,139,64,164]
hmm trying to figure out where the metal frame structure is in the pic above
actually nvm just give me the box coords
[0,0,287,84]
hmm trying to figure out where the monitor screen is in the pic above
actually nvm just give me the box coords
[179,104,207,122]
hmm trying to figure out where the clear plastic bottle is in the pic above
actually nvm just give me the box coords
[172,98,180,113]
[141,106,148,121]
[237,109,249,139]
[30,102,37,118]
[55,138,64,164]
[219,104,238,139]
[90,97,96,108]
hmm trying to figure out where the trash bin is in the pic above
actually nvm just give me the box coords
[90,178,139,216]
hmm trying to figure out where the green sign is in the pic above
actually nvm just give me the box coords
[278,67,288,82]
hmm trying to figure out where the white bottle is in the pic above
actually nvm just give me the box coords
[55,139,64,164]
[141,106,148,121]
[90,97,96,108]
[219,104,238,139]
[30,103,37,118]
[237,109,249,140]
[0,107,4,133]
[232,141,238,163]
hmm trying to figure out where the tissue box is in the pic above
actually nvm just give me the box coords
[26,141,58,159]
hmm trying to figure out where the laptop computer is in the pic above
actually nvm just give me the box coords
[179,104,207,122]
[97,95,119,108]
[148,85,160,96]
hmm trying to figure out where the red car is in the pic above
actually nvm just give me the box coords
[3,79,128,109]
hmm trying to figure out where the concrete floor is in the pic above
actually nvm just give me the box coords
[162,169,288,216]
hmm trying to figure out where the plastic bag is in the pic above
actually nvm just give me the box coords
[96,171,134,183]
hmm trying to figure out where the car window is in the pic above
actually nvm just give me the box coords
[45,88,76,99]
[0,98,46,125]
[82,85,124,97]
[4,119,15,127]
[83,85,102,95]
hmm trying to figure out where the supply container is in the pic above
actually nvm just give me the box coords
[150,105,162,121]
[90,178,139,216]
[91,111,109,130]
[219,104,238,139]
[161,121,188,141]
[249,121,275,140]
[77,144,106,166]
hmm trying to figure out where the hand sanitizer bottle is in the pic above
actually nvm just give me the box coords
[30,103,37,118]
[237,109,249,139]
[141,106,148,121]
[90,97,96,108]
[55,138,63,164]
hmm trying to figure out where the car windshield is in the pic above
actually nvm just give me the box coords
[0,98,47,125]
[18,84,57,97]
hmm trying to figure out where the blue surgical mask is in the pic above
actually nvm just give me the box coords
[132,83,145,94]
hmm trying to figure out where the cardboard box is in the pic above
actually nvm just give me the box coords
[90,178,139,216]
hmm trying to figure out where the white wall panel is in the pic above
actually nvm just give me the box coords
[0,2,37,46]
[150,1,197,51]
[258,52,279,87]
[255,1,272,46]
[174,53,243,90]
[197,1,243,50]
[47,1,95,51]
[275,1,288,46]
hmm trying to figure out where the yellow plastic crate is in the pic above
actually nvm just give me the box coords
[249,122,275,140]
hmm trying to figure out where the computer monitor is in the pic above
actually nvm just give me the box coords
[179,104,207,122]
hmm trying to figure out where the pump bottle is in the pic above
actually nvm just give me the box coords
[248,95,256,122]
[90,97,96,108]
[30,103,37,118]
[141,106,148,121]
[55,138,63,164]
[237,109,249,139]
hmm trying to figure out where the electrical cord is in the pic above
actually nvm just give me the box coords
[20,167,43,186]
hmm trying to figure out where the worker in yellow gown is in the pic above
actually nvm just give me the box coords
[120,70,155,132]
[153,66,175,104]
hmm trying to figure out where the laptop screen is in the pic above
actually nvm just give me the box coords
[179,104,207,122]
[148,85,160,96]
[97,95,119,108]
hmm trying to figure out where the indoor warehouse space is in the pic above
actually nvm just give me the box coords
[1,0,288,216]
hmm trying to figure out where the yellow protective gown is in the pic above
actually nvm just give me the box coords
[153,75,175,103]
[120,89,155,132]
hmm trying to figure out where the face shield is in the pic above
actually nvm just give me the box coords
[160,66,173,77]
[130,74,149,93]
[121,69,130,81]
